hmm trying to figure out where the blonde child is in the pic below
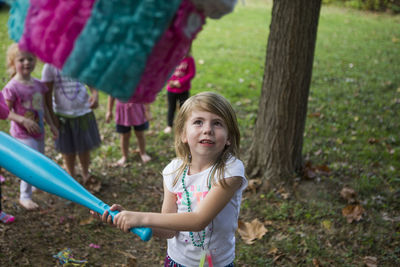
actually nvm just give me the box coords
[41,63,101,184]
[106,97,151,165]
[2,43,58,210]
[94,92,247,266]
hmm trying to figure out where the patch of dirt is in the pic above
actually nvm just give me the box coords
[0,155,169,266]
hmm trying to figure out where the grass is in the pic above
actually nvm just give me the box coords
[0,0,400,266]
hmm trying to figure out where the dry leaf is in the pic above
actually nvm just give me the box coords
[247,179,262,194]
[80,216,94,226]
[340,187,358,203]
[308,112,321,118]
[264,220,273,226]
[315,164,331,176]
[368,138,379,144]
[321,220,332,231]
[237,219,268,244]
[313,258,321,267]
[116,250,137,267]
[342,204,365,223]
[363,256,377,267]
[267,247,278,255]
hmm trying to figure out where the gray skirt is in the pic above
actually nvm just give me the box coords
[55,112,101,154]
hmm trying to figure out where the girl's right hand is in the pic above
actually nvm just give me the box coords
[90,204,124,225]
[21,118,41,134]
[105,111,112,123]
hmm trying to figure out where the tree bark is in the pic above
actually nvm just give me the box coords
[247,0,322,186]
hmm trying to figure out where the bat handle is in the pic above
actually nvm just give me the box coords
[107,208,153,242]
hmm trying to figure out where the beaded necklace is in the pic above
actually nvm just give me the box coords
[56,70,80,101]
[181,165,213,248]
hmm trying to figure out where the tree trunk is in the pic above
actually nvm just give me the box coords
[247,0,322,186]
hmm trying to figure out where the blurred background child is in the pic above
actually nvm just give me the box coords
[2,44,58,210]
[163,49,196,134]
[42,63,101,184]
[106,97,151,165]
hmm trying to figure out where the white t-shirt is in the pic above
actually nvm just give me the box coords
[41,64,91,117]
[163,157,247,267]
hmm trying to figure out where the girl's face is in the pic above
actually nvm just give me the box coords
[14,51,36,78]
[182,109,230,163]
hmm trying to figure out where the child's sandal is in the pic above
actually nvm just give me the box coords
[0,211,15,224]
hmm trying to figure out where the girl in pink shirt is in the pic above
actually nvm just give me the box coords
[163,50,196,134]
[2,43,58,210]
[106,97,152,166]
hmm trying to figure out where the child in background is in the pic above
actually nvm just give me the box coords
[2,43,58,210]
[94,92,247,266]
[163,49,196,134]
[41,63,101,184]
[0,93,15,223]
[106,97,151,165]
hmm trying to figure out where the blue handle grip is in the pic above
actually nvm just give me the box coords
[0,131,152,241]
[108,209,152,241]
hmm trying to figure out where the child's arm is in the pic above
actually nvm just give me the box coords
[105,96,115,123]
[6,100,41,135]
[43,100,59,139]
[103,177,243,233]
[150,181,179,238]
[175,57,196,87]
[144,103,152,121]
[44,81,59,128]
[88,87,99,109]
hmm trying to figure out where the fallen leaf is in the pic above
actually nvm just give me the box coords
[116,250,138,267]
[321,220,332,231]
[308,112,321,118]
[340,187,358,203]
[264,220,273,226]
[80,216,94,226]
[363,256,377,267]
[315,164,331,176]
[237,219,268,244]
[313,258,321,267]
[267,247,278,255]
[247,179,262,194]
[368,138,379,144]
[342,204,365,223]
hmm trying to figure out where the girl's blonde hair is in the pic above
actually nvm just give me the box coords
[173,91,240,187]
[6,43,21,78]
[6,43,36,78]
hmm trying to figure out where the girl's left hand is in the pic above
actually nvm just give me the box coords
[114,211,141,233]
[50,125,59,140]
[89,94,99,109]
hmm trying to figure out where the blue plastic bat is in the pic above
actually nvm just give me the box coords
[0,131,152,241]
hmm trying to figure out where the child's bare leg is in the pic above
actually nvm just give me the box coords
[134,130,151,163]
[116,132,131,165]
[62,153,77,178]
[78,150,91,183]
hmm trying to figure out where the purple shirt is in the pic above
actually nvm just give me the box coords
[0,93,9,120]
[2,78,48,139]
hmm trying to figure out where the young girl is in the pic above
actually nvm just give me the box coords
[0,93,15,223]
[163,49,196,134]
[2,43,58,210]
[106,97,151,165]
[94,92,247,266]
[41,63,101,184]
